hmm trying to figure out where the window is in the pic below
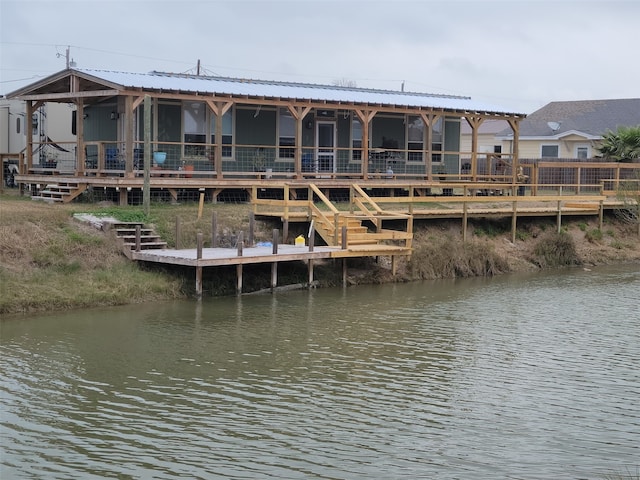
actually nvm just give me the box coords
[183,101,206,155]
[210,109,233,158]
[407,115,424,162]
[541,145,559,158]
[351,118,362,161]
[16,117,21,134]
[278,108,295,158]
[431,117,443,163]
[576,146,588,159]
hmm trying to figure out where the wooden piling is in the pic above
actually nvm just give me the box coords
[197,232,203,259]
[271,229,279,291]
[308,225,315,252]
[197,189,205,219]
[237,231,244,256]
[212,212,218,248]
[249,212,255,246]
[196,266,203,299]
[175,217,181,250]
[135,225,141,252]
[236,264,243,295]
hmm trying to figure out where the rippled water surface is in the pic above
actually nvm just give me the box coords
[2,264,639,479]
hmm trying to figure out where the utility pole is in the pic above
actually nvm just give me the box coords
[197,59,201,76]
[66,46,70,69]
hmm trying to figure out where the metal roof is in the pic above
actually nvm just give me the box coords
[73,68,522,116]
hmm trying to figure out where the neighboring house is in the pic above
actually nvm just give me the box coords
[1,98,76,186]
[0,98,76,155]
[496,98,640,160]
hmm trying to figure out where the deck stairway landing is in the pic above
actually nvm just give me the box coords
[32,181,87,203]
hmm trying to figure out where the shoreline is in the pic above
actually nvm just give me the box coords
[1,194,639,317]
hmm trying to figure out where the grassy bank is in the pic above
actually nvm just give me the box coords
[1,191,639,316]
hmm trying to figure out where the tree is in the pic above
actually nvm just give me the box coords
[332,78,357,88]
[597,125,640,162]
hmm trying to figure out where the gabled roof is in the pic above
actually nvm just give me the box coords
[7,68,524,117]
[497,98,640,139]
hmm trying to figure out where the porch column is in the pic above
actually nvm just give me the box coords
[207,100,233,179]
[466,116,484,181]
[124,95,134,177]
[508,118,521,183]
[287,105,312,180]
[25,101,33,172]
[420,113,440,181]
[76,101,85,175]
[354,109,376,180]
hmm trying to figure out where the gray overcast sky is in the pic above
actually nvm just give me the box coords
[1,0,638,114]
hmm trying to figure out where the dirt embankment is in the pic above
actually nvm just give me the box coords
[1,193,638,316]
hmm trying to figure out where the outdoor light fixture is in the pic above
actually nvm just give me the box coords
[110,111,118,120]
[31,114,38,129]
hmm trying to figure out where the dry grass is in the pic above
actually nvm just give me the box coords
[407,224,511,279]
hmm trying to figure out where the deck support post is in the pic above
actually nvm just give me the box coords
[557,201,562,233]
[511,204,517,244]
[342,259,348,287]
[175,217,181,250]
[308,259,314,288]
[196,266,203,299]
[236,264,243,295]
[283,220,289,244]
[271,229,279,291]
[198,189,205,219]
[119,188,127,206]
[392,255,397,276]
[462,198,468,242]
[599,200,604,230]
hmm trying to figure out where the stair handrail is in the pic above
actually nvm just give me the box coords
[351,184,384,215]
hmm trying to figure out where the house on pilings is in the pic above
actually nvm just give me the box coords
[6,68,525,204]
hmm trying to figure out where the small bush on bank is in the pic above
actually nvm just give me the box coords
[407,230,510,279]
[586,228,604,243]
[532,231,580,267]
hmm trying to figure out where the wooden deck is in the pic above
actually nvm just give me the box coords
[130,242,410,298]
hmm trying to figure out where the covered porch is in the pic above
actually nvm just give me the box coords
[8,68,526,204]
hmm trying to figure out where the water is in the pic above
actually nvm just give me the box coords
[1,265,639,479]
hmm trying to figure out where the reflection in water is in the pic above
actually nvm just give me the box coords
[1,264,639,479]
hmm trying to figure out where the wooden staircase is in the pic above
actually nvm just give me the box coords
[312,215,376,247]
[104,221,168,258]
[308,184,413,249]
[32,181,87,203]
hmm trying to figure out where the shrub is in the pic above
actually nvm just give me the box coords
[532,231,580,267]
[585,228,603,243]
